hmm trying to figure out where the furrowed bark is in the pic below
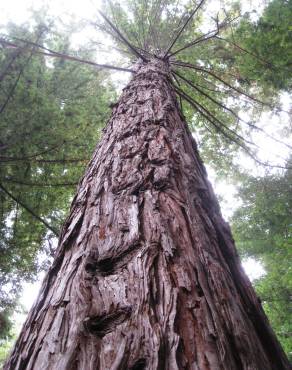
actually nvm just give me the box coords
[4,59,291,370]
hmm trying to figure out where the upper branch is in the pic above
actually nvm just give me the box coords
[168,14,241,58]
[163,0,206,57]
[98,11,148,61]
[171,60,272,107]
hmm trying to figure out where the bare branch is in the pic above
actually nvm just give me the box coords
[98,11,148,61]
[173,69,237,114]
[0,182,59,236]
[164,0,206,57]
[169,29,218,58]
[169,14,241,57]
[168,13,231,58]
[0,39,134,73]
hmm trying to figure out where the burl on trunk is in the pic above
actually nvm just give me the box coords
[5,59,291,370]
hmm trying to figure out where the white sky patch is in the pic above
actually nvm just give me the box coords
[242,257,266,281]
[206,165,242,220]
[0,0,100,26]
[18,274,44,313]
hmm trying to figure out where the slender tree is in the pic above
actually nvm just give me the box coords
[3,1,292,368]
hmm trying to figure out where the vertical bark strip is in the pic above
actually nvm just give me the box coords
[5,59,291,370]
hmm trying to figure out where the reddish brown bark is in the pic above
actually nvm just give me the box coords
[5,59,291,369]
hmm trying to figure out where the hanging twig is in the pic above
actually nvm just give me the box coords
[173,84,256,148]
[164,0,206,57]
[171,60,273,107]
[173,70,292,151]
[174,87,291,170]
[0,182,59,236]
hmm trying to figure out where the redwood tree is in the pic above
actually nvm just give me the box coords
[4,2,292,369]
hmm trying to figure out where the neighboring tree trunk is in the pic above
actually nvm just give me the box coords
[5,59,291,370]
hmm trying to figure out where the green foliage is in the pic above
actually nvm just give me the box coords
[232,164,292,360]
[0,19,115,324]
[0,307,21,366]
[0,310,13,340]
[0,336,15,368]
[234,0,292,92]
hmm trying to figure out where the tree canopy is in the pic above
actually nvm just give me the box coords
[232,162,292,360]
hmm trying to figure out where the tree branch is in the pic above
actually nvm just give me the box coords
[215,36,275,69]
[168,13,234,58]
[0,182,59,236]
[173,70,292,151]
[164,0,206,57]
[174,87,291,170]
[98,11,148,61]
[173,84,256,148]
[0,156,88,163]
[0,39,134,73]
[171,60,272,107]
[3,177,79,187]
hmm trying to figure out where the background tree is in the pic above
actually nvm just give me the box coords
[0,17,115,334]
[232,160,292,361]
[234,0,292,92]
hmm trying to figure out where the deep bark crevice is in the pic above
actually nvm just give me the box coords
[83,306,132,338]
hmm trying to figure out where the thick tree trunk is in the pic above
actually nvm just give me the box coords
[5,59,291,370]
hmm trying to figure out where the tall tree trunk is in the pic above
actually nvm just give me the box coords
[5,59,291,370]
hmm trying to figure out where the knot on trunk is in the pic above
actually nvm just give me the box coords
[83,306,132,338]
[86,242,142,276]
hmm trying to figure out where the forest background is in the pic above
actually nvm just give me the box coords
[0,0,291,365]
